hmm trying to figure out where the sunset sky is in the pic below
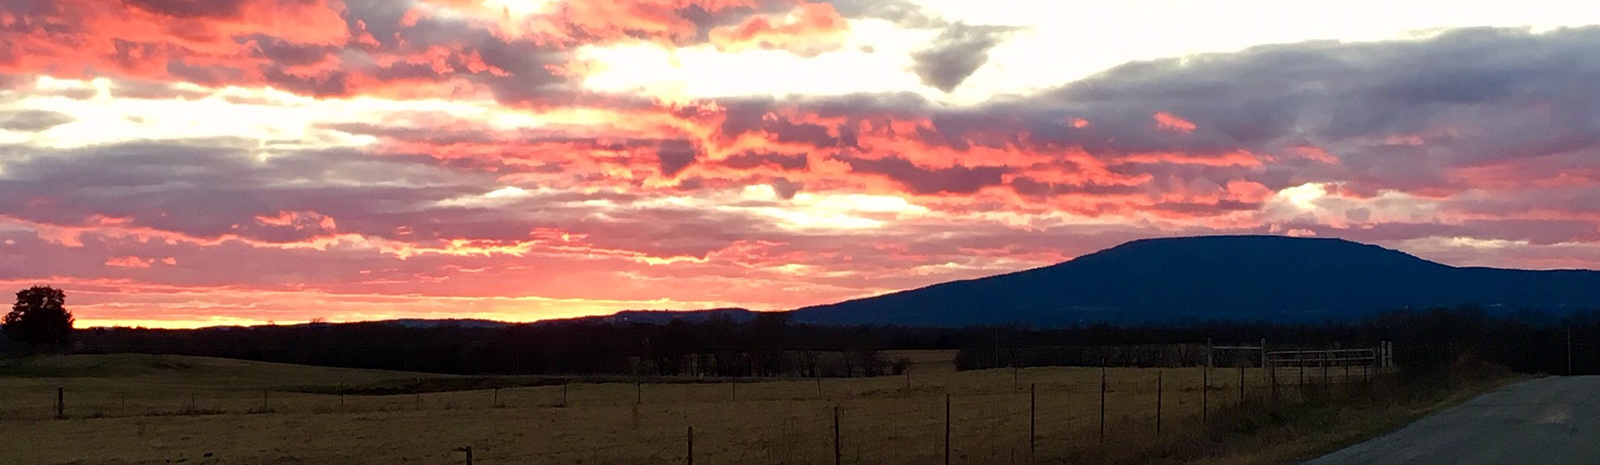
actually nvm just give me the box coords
[4,1,1600,328]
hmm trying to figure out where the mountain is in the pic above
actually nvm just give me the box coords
[788,235,1600,326]
[536,308,759,325]
[383,318,512,328]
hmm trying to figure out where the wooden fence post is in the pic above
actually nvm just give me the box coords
[56,387,64,420]
[1344,356,1351,385]
[1322,352,1329,389]
[944,395,951,465]
[687,426,694,465]
[1099,364,1107,444]
[834,405,843,465]
[1156,370,1162,437]
[1203,338,1211,423]
[1259,338,1267,385]
[1237,364,1244,405]
[1030,383,1036,460]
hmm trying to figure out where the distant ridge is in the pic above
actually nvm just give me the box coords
[787,235,1600,326]
[534,308,759,325]
[120,236,1600,331]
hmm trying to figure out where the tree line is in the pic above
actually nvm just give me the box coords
[54,307,1600,378]
[5,286,1597,378]
[953,307,1600,376]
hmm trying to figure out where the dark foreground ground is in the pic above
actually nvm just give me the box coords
[1302,376,1599,465]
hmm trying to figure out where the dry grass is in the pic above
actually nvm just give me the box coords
[0,353,1467,465]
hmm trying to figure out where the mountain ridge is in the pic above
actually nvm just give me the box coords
[787,235,1600,326]
[92,236,1600,330]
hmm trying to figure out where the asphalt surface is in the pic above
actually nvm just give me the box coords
[1301,376,1600,465]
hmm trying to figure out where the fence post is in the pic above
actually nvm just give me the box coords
[834,405,843,465]
[1322,351,1329,390]
[1030,383,1036,460]
[1203,338,1211,423]
[1270,356,1279,402]
[1156,370,1162,437]
[687,426,694,465]
[1099,364,1106,444]
[56,387,64,420]
[494,388,500,407]
[1363,354,1369,384]
[1344,355,1351,385]
[456,446,473,465]
[732,376,737,401]
[1259,338,1267,385]
[944,394,951,465]
[563,379,570,406]
[1237,364,1244,405]
[339,383,346,412]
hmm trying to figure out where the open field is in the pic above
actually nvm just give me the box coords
[0,352,1403,465]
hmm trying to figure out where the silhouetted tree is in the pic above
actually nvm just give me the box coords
[3,286,74,348]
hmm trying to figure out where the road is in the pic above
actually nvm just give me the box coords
[1301,376,1600,465]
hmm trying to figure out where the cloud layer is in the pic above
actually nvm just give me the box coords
[2,0,1600,326]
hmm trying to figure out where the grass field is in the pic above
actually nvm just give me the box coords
[0,351,1449,465]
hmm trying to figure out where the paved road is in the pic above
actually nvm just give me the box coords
[1302,376,1600,465]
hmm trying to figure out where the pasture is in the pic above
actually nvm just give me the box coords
[1,351,1382,465]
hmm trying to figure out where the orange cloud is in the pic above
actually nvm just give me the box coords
[105,256,154,268]
[1154,112,1197,133]
[709,3,850,56]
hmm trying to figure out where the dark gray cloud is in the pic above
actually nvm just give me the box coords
[836,155,1008,194]
[721,152,809,171]
[910,23,1019,93]
[823,0,944,29]
[0,110,73,132]
[693,27,1600,222]
[656,140,700,176]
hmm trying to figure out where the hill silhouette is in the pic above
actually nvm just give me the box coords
[788,235,1600,326]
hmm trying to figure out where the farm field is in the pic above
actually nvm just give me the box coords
[1,352,1375,465]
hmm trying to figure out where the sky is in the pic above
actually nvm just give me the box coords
[4,0,1600,328]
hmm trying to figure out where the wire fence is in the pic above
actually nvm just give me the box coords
[2,340,1436,465]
